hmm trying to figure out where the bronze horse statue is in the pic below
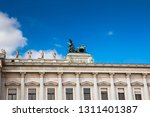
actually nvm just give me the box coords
[75,45,86,53]
[68,39,86,53]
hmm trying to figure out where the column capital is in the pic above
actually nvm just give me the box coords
[142,73,147,77]
[92,72,98,77]
[20,72,26,77]
[57,72,63,75]
[20,72,26,75]
[75,72,80,78]
[109,72,115,77]
[92,72,98,75]
[75,72,80,75]
[39,72,45,78]
[39,72,45,75]
[126,73,131,78]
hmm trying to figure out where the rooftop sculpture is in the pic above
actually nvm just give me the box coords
[40,51,44,59]
[68,39,86,53]
[1,49,6,58]
[27,51,32,59]
[16,50,19,58]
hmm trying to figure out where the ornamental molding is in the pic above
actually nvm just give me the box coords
[80,81,94,86]
[131,81,144,86]
[114,81,127,86]
[5,81,21,86]
[44,81,58,86]
[25,81,40,86]
[62,81,76,86]
[97,81,110,86]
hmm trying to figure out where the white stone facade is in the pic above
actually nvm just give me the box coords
[0,52,150,100]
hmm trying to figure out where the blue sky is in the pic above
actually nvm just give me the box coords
[0,0,150,63]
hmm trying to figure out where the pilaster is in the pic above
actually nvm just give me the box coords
[20,72,26,100]
[75,72,80,100]
[58,72,63,100]
[143,73,149,100]
[126,73,133,100]
[93,73,98,100]
[39,72,45,100]
[109,73,116,100]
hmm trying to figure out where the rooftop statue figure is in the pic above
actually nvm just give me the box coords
[16,50,19,58]
[27,51,32,59]
[52,51,56,59]
[1,49,6,58]
[41,51,44,59]
[68,39,75,53]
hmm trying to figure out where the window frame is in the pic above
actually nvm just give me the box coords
[65,88,74,100]
[47,88,55,100]
[7,88,17,100]
[99,86,110,100]
[117,88,125,100]
[28,88,37,100]
[133,88,143,100]
[100,88,109,100]
[83,87,91,100]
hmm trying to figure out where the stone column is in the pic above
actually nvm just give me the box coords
[126,73,133,100]
[110,73,116,100]
[93,73,98,100]
[39,72,45,100]
[143,73,149,100]
[20,72,26,100]
[76,72,80,100]
[58,72,63,100]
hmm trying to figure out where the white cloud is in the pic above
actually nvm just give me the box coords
[0,12,64,59]
[23,50,64,59]
[0,12,27,56]
[54,43,63,48]
[107,31,114,36]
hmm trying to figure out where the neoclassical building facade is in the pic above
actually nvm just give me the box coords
[0,52,150,100]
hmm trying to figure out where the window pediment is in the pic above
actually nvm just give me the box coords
[5,81,20,86]
[62,81,76,86]
[25,81,40,86]
[44,81,58,86]
[114,81,127,86]
[131,81,144,86]
[97,81,110,86]
[80,81,93,86]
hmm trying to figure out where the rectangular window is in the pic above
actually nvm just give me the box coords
[28,88,36,100]
[8,88,17,100]
[134,88,142,100]
[66,88,73,100]
[83,88,91,100]
[101,88,108,100]
[118,88,125,100]
[47,88,55,100]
